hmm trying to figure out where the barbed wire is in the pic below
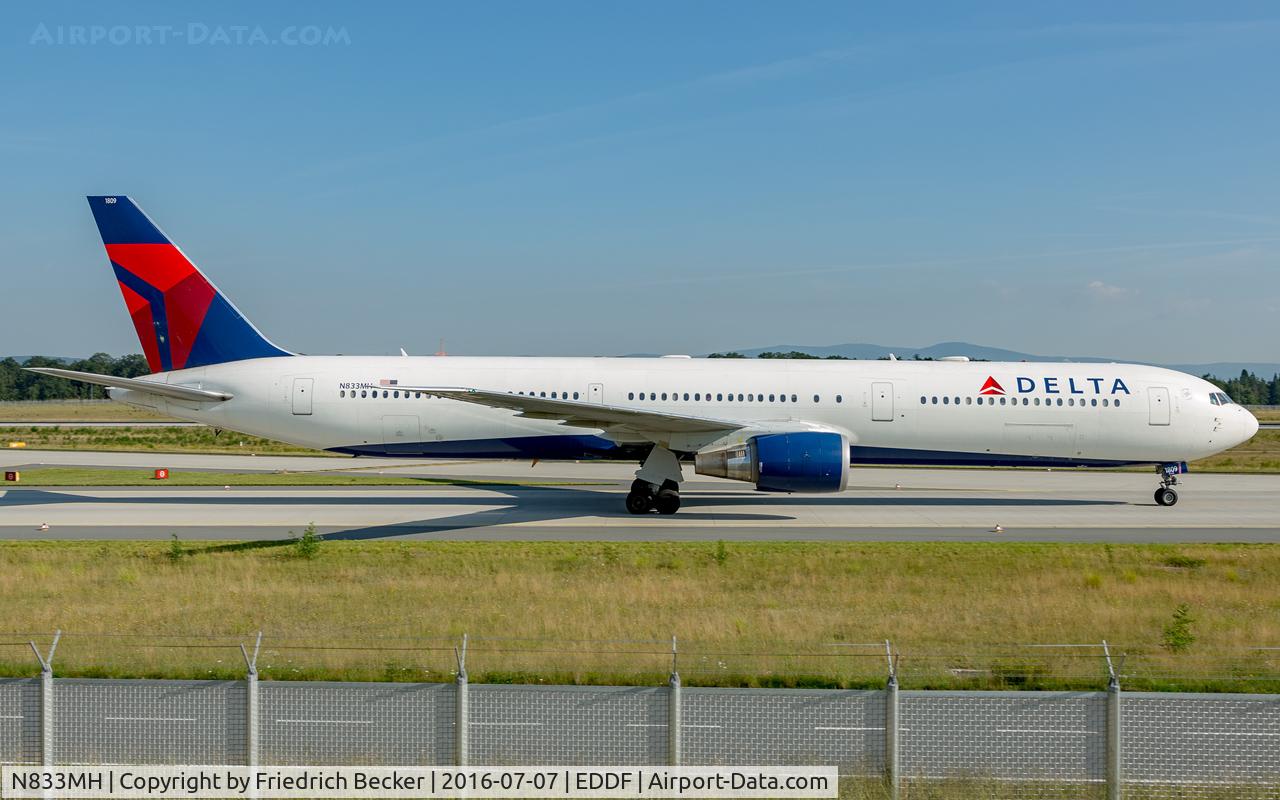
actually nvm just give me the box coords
[2,630,1277,687]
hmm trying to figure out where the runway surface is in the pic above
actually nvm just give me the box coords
[1,450,1277,542]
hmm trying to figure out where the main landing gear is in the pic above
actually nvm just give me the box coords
[1155,464,1181,507]
[626,445,683,515]
[626,478,681,515]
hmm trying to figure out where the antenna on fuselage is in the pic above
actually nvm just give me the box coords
[436,338,447,356]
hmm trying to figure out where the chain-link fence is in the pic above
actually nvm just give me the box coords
[0,633,1277,797]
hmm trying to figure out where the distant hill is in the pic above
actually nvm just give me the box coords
[710,342,1280,380]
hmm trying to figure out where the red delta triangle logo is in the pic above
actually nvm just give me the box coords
[979,376,1006,396]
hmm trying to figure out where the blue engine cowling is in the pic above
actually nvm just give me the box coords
[694,431,850,492]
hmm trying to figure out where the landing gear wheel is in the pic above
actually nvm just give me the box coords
[1155,487,1178,507]
[654,489,681,515]
[625,490,654,515]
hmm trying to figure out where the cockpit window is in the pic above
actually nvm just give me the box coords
[1210,393,1220,406]
[1218,392,1233,405]
[1209,392,1233,406]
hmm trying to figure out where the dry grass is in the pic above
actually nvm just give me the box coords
[0,401,175,422]
[1,425,325,456]
[1248,406,1280,423]
[1190,429,1280,472]
[0,541,1275,690]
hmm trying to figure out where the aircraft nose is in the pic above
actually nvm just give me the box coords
[1241,408,1259,442]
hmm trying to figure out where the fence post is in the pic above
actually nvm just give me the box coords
[241,633,262,768]
[668,636,681,766]
[456,634,469,766]
[29,631,60,767]
[884,640,899,800]
[1104,641,1122,800]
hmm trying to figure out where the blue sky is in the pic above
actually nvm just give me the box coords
[2,2,1278,362]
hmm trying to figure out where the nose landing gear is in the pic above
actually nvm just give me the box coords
[1155,463,1185,507]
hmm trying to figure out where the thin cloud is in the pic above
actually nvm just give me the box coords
[1087,280,1130,300]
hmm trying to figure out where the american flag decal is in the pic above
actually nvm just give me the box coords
[379,379,399,386]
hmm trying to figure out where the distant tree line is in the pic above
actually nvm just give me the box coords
[0,354,149,401]
[1206,370,1280,405]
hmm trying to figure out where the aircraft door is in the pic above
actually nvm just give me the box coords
[291,378,313,415]
[1149,386,1171,426]
[871,382,894,421]
[589,383,604,404]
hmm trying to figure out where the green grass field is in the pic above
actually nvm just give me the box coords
[0,541,1275,691]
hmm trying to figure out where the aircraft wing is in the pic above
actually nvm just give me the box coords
[400,386,743,434]
[24,368,234,403]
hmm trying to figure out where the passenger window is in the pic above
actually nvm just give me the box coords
[769,394,776,402]
[1114,399,1120,407]
[1034,398,1041,406]
[943,396,950,405]
[920,396,927,404]
[931,396,938,404]
[649,393,656,400]
[661,393,668,401]
[628,392,634,400]
[965,397,972,405]
[683,393,689,401]
[1056,398,1063,406]
[976,397,982,405]
[813,394,820,403]
[738,394,744,402]
[836,395,843,403]
[1103,399,1110,407]
[1000,397,1006,406]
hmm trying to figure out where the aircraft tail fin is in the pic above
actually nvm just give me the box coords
[86,195,291,373]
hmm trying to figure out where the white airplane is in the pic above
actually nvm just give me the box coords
[31,196,1259,513]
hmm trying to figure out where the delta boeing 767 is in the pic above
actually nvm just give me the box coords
[30,196,1259,513]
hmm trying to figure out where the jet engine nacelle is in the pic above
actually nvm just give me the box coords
[694,431,850,492]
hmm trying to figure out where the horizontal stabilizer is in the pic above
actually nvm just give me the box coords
[24,367,233,403]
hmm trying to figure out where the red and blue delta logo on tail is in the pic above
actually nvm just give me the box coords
[87,196,290,374]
